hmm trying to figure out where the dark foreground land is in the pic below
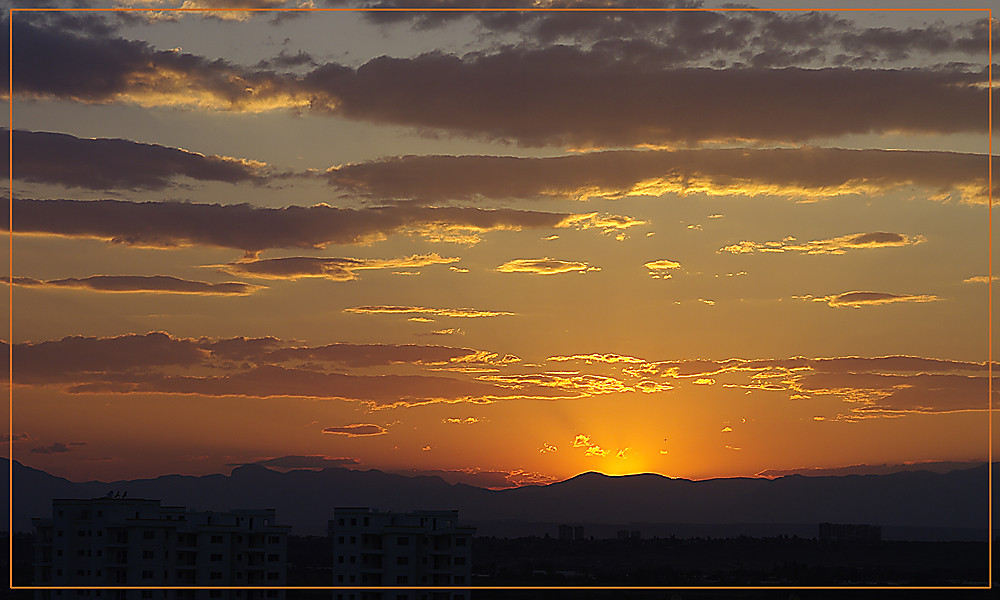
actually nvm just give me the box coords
[6,533,991,599]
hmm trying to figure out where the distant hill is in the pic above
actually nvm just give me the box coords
[8,460,991,538]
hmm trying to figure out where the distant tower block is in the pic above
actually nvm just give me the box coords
[329,507,475,600]
[32,497,290,599]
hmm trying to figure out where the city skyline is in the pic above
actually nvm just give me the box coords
[4,0,997,488]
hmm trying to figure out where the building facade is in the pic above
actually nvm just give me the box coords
[329,508,474,600]
[32,497,290,600]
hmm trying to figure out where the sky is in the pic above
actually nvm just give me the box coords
[2,0,998,489]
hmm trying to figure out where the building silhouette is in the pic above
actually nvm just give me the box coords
[818,522,882,543]
[32,497,290,600]
[328,507,474,600]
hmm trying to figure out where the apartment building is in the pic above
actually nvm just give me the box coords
[328,508,474,600]
[32,497,290,600]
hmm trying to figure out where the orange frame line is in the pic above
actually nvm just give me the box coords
[5,4,995,593]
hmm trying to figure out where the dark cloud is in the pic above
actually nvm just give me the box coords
[62,364,568,407]
[265,343,477,367]
[794,371,997,416]
[326,148,996,204]
[9,332,572,407]
[10,198,577,252]
[9,332,207,385]
[755,460,986,478]
[344,305,515,318]
[4,432,30,442]
[361,2,992,68]
[8,17,987,147]
[304,51,985,147]
[10,275,262,295]
[30,441,85,454]
[229,455,362,470]
[8,130,269,190]
[392,466,557,489]
[322,424,388,436]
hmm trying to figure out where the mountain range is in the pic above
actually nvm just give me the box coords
[9,460,992,539]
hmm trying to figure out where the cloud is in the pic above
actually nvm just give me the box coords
[572,434,592,448]
[214,253,458,281]
[756,460,987,478]
[963,275,995,284]
[798,291,940,308]
[5,433,30,442]
[721,426,733,433]
[10,332,208,385]
[546,353,645,364]
[720,232,924,255]
[8,129,269,190]
[11,198,594,251]
[495,258,599,275]
[584,445,610,457]
[232,455,362,470]
[326,148,996,204]
[644,259,681,275]
[539,443,557,453]
[264,342,478,367]
[442,417,479,425]
[395,466,557,489]
[322,424,388,437]
[10,18,985,146]
[692,378,715,385]
[10,275,262,295]
[30,441,85,454]
[344,305,515,318]
[362,2,991,68]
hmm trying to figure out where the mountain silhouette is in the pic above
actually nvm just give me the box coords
[8,460,990,537]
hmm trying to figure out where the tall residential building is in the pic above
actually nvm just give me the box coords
[328,508,474,600]
[32,497,290,600]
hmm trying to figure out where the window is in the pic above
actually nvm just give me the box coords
[141,570,153,580]
[350,518,357,526]
[267,535,279,544]
[396,575,408,585]
[141,593,152,600]
[267,553,279,562]
[454,557,465,565]
[143,531,154,540]
[266,592,278,599]
[397,536,409,546]
[337,556,344,564]
[57,530,63,537]
[211,535,223,544]
[209,572,222,580]
[266,572,279,580]
[97,511,102,517]
[338,536,344,544]
[209,593,221,599]
[396,556,408,566]
[350,536,356,544]
[142,551,154,559]
[96,551,102,557]
[338,518,344,526]
[455,538,466,546]
[337,575,344,583]
[58,511,64,517]
[454,576,465,584]
[210,554,222,562]
[363,517,369,526]
[350,556,356,564]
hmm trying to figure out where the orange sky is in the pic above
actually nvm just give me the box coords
[3,1,997,488]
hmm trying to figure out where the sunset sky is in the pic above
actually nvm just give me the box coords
[3,0,997,489]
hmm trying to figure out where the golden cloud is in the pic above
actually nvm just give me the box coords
[719,232,924,255]
[796,291,940,308]
[496,258,600,275]
[344,305,516,318]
